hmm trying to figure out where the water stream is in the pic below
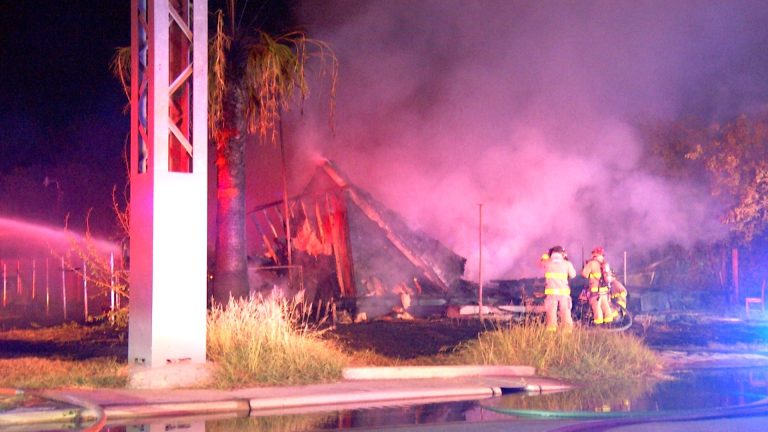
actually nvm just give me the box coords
[0,216,121,325]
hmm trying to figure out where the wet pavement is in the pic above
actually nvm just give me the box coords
[5,366,768,431]
[0,366,562,430]
[3,313,768,430]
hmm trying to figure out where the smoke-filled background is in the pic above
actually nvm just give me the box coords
[1,1,766,280]
[247,0,768,280]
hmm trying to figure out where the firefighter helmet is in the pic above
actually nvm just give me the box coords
[592,246,605,256]
[548,245,568,260]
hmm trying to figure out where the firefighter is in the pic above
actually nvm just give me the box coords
[542,245,576,332]
[581,246,615,325]
[606,268,628,310]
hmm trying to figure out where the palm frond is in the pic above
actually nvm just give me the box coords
[209,9,233,145]
[110,46,132,113]
[242,30,337,143]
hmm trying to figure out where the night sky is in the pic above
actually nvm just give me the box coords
[0,0,130,234]
[0,1,296,238]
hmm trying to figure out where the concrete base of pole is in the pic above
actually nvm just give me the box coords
[128,362,213,389]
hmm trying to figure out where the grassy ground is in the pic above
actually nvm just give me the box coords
[453,323,659,380]
[0,299,662,391]
[0,357,128,388]
[0,319,129,389]
[206,296,347,388]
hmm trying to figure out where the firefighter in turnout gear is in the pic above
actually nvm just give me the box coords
[606,268,628,310]
[582,246,615,325]
[541,246,577,332]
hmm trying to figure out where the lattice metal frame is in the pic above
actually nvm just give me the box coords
[135,0,149,173]
[167,0,194,172]
[134,0,197,174]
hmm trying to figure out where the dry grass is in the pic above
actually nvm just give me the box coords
[0,319,129,389]
[0,320,122,343]
[341,320,660,385]
[1,295,349,391]
[0,357,128,389]
[454,322,660,382]
[344,348,400,367]
[206,294,347,388]
[0,306,661,392]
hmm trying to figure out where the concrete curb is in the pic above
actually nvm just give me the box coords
[517,383,574,393]
[247,384,501,412]
[103,399,250,421]
[342,365,536,380]
[0,366,567,428]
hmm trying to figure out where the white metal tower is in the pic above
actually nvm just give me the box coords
[128,0,208,369]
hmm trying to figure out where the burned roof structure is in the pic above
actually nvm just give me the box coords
[246,160,466,315]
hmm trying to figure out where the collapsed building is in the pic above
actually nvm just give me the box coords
[246,160,469,320]
[245,160,743,321]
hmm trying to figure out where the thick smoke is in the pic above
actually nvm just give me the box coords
[281,0,768,279]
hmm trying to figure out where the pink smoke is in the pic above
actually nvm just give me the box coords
[254,1,768,279]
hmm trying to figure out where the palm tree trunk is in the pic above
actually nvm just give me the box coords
[278,116,292,268]
[213,86,249,304]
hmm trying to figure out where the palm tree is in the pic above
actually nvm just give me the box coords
[114,1,337,305]
[209,3,337,304]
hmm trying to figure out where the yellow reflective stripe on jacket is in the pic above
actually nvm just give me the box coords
[545,288,571,296]
[545,271,568,280]
[590,286,610,293]
[588,272,601,279]
[612,292,627,308]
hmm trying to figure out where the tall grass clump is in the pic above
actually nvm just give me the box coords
[207,294,347,388]
[455,323,659,382]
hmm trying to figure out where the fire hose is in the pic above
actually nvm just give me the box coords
[0,387,106,431]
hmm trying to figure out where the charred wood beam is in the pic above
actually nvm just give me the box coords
[321,160,449,291]
[248,213,280,265]
[247,187,340,214]
[327,193,350,296]
[262,209,280,239]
